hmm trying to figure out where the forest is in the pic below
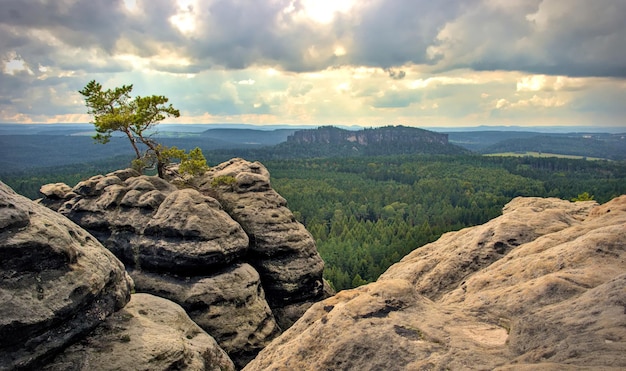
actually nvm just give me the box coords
[266,155,626,290]
[4,153,625,291]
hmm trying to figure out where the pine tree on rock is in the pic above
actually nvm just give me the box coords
[79,80,206,178]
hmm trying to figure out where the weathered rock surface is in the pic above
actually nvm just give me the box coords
[38,160,329,366]
[380,196,598,300]
[38,182,75,210]
[44,293,235,371]
[244,196,626,370]
[129,264,280,366]
[0,181,133,370]
[59,173,250,273]
[45,169,277,367]
[200,158,327,328]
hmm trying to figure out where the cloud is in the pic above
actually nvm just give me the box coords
[516,75,588,92]
[0,0,625,127]
[346,0,472,68]
[4,0,625,76]
[429,0,626,78]
[386,69,406,80]
[495,94,568,110]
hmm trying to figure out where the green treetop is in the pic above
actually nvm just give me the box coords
[79,80,183,178]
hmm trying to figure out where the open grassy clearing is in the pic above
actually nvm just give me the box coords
[485,151,606,161]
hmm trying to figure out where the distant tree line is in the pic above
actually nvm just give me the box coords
[481,135,626,160]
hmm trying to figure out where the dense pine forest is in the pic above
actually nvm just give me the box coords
[267,155,626,290]
[4,153,625,291]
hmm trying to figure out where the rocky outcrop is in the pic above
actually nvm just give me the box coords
[39,182,75,210]
[0,181,133,370]
[129,264,279,364]
[288,125,449,146]
[44,293,235,371]
[244,196,626,370]
[282,126,465,157]
[199,158,327,329]
[38,159,328,367]
[1,180,238,370]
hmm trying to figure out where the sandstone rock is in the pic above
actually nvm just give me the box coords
[39,162,330,366]
[130,264,280,368]
[200,158,327,326]
[44,293,235,371]
[380,197,598,300]
[0,181,133,370]
[245,196,626,370]
[107,168,141,181]
[138,189,249,273]
[60,174,248,274]
[245,279,510,371]
[40,170,279,366]
[39,182,72,198]
[505,273,626,368]
[38,182,75,210]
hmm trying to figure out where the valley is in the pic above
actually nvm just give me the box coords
[2,124,625,291]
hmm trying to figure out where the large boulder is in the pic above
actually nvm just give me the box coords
[379,196,598,300]
[200,158,328,328]
[44,293,235,371]
[60,173,249,273]
[0,181,133,370]
[130,264,280,366]
[244,196,626,370]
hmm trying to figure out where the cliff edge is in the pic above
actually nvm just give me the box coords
[245,195,626,370]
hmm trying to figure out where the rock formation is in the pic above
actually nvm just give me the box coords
[1,181,235,371]
[287,125,449,146]
[0,181,133,370]
[44,293,235,371]
[244,196,626,370]
[38,159,327,367]
[129,264,278,364]
[281,125,466,157]
[198,158,328,329]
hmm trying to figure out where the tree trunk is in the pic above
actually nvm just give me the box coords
[124,128,141,159]
[138,134,166,179]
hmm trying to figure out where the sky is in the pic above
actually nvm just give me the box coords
[1,0,625,128]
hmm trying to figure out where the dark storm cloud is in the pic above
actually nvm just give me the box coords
[0,0,184,71]
[178,0,474,71]
[430,0,626,78]
[530,0,626,78]
[181,0,626,78]
[2,0,626,81]
[186,0,329,71]
[348,0,474,68]
[0,0,125,52]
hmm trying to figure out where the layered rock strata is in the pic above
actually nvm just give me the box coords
[129,264,278,364]
[39,159,327,366]
[199,158,327,329]
[44,293,235,371]
[0,181,133,370]
[244,196,626,370]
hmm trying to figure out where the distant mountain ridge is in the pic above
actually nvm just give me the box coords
[275,125,467,157]
[287,125,449,146]
[2,124,624,175]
